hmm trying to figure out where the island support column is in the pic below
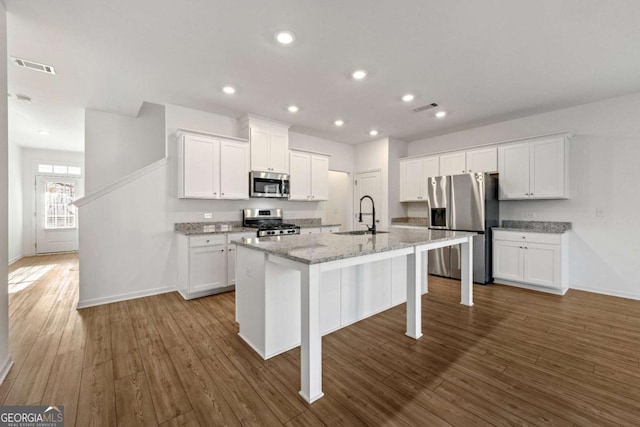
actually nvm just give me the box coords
[460,237,474,306]
[299,263,324,403]
[405,250,424,339]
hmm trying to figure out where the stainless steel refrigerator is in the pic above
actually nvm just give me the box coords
[426,173,499,284]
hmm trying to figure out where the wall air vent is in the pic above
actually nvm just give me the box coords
[11,57,56,75]
[412,102,438,113]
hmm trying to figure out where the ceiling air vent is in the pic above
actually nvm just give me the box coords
[412,102,438,113]
[11,57,56,75]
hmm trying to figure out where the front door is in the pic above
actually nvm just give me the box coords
[354,170,384,230]
[36,177,80,254]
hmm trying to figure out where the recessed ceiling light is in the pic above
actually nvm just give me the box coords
[351,70,367,80]
[435,110,447,118]
[287,105,299,113]
[334,119,344,127]
[222,86,236,95]
[402,94,415,102]
[369,129,379,136]
[275,31,295,45]
[38,129,51,135]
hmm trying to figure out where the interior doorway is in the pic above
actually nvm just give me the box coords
[35,176,80,253]
[326,171,352,231]
[354,169,383,230]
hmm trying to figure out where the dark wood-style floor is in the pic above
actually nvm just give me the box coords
[2,253,640,426]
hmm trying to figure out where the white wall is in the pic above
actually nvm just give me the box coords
[19,148,84,256]
[78,104,356,307]
[1,1,12,383]
[388,138,408,220]
[8,143,22,263]
[407,92,640,299]
[289,132,354,173]
[85,102,165,194]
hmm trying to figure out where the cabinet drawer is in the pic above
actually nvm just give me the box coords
[189,235,226,248]
[227,232,256,244]
[493,230,561,245]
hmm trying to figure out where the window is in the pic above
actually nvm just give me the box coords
[45,181,77,229]
[38,163,82,176]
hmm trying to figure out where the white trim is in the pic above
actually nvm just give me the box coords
[569,284,640,301]
[400,131,573,160]
[0,355,14,384]
[175,128,248,143]
[289,148,332,157]
[238,114,292,129]
[76,285,175,309]
[8,254,23,265]
[73,157,168,207]
[493,279,568,296]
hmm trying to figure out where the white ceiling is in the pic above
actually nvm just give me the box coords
[6,0,640,152]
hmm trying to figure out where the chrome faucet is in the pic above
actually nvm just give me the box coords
[358,195,377,234]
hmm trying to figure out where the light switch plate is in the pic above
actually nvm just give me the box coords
[524,212,536,219]
[204,213,213,219]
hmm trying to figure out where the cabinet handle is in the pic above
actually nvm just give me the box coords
[221,249,225,252]
[524,247,528,250]
[205,240,210,243]
[522,236,526,239]
[468,169,472,172]
[222,193,225,196]
[530,193,534,196]
[214,193,217,195]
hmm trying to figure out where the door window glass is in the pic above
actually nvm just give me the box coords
[45,181,77,229]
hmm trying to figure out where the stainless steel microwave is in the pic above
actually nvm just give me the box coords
[249,171,290,198]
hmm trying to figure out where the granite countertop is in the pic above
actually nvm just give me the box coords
[493,220,572,234]
[234,228,476,265]
[175,219,341,235]
[174,222,256,235]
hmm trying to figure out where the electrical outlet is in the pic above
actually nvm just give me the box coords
[204,213,213,219]
[595,208,605,217]
[524,212,536,219]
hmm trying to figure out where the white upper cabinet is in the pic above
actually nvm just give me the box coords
[498,136,569,200]
[399,156,439,202]
[466,147,497,173]
[439,152,467,175]
[177,130,249,200]
[220,139,250,199]
[180,134,219,199]
[441,148,497,175]
[239,115,291,173]
[289,150,330,201]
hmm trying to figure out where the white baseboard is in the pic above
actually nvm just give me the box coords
[76,285,176,309]
[493,279,568,296]
[8,254,23,265]
[570,284,640,301]
[0,354,14,384]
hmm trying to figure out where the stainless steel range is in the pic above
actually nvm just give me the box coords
[243,208,301,237]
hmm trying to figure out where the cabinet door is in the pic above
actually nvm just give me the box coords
[189,245,227,292]
[466,147,497,173]
[269,131,289,173]
[227,244,236,285]
[183,135,219,198]
[289,151,311,200]
[422,156,440,178]
[220,140,249,199]
[523,243,560,288]
[493,240,523,282]
[250,127,270,171]
[311,155,329,200]
[530,138,566,199]
[439,152,467,176]
[498,143,530,199]
[400,159,423,201]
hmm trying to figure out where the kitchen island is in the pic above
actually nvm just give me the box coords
[234,228,476,403]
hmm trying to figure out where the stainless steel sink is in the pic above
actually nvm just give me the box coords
[334,230,389,236]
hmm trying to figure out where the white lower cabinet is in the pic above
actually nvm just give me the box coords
[300,227,322,234]
[493,230,568,294]
[178,232,255,300]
